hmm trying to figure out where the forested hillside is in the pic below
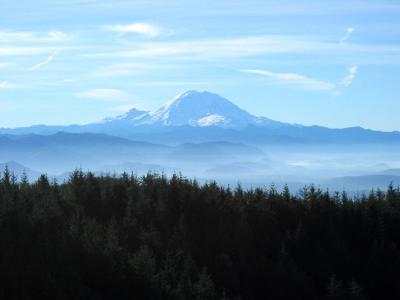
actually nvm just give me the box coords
[0,168,400,299]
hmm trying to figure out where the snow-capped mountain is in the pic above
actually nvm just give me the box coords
[1,90,399,146]
[106,90,283,128]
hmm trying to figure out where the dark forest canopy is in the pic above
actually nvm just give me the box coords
[0,168,400,299]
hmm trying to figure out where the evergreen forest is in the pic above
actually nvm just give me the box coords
[0,168,400,299]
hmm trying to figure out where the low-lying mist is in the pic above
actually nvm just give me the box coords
[1,134,399,193]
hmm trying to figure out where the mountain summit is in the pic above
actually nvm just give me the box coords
[108,90,280,128]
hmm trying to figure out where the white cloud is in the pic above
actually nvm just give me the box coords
[105,23,160,37]
[242,69,337,91]
[0,47,54,57]
[47,31,75,41]
[0,81,21,89]
[178,2,400,17]
[242,66,359,92]
[0,31,73,58]
[87,36,329,59]
[340,66,358,87]
[0,31,34,41]
[0,81,8,88]
[340,27,355,43]
[0,30,74,42]
[84,34,400,63]
[29,51,58,71]
[76,89,133,102]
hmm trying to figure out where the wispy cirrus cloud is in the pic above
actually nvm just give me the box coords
[76,89,133,102]
[85,34,400,62]
[104,23,161,37]
[0,30,72,58]
[340,27,355,43]
[0,81,8,88]
[0,31,32,41]
[241,69,336,91]
[47,31,75,41]
[29,51,58,71]
[242,66,358,92]
[0,81,21,89]
[86,36,330,60]
[0,47,55,57]
[340,66,358,87]
[0,30,74,42]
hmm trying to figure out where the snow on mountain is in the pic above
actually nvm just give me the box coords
[107,90,282,128]
[101,108,148,124]
[197,114,228,127]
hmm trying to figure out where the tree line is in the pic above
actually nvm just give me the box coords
[0,167,400,299]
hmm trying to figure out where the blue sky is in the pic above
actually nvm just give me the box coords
[0,0,399,130]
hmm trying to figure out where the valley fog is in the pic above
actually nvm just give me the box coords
[1,141,399,193]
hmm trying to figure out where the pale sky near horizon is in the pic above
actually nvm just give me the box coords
[0,0,400,131]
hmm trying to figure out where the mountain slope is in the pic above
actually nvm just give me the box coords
[0,132,169,173]
[0,132,266,175]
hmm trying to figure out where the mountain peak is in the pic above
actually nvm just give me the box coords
[105,90,281,128]
[165,90,224,108]
[147,90,256,127]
